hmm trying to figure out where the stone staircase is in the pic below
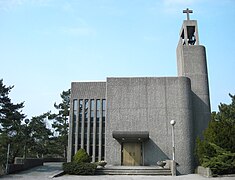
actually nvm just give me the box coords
[95,166,172,176]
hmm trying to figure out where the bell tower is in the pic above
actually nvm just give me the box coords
[177,9,211,140]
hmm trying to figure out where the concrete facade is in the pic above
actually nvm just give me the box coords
[67,18,211,175]
[105,77,194,174]
[67,82,106,162]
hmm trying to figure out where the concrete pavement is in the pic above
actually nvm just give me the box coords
[1,162,63,179]
[56,174,234,180]
[1,162,235,179]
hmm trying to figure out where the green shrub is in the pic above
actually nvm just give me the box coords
[73,148,91,163]
[62,148,96,175]
[63,162,97,175]
[195,94,235,175]
[200,143,235,175]
[196,138,216,165]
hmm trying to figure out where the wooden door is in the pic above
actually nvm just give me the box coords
[122,143,142,166]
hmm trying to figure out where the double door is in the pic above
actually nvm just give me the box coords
[122,142,142,166]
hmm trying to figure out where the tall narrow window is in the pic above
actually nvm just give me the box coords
[101,99,106,160]
[78,99,83,150]
[84,99,89,151]
[72,99,78,156]
[90,99,94,156]
[95,99,100,161]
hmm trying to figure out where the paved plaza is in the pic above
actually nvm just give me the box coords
[56,175,235,180]
[1,162,62,179]
[1,163,235,180]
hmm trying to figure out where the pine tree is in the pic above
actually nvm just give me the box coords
[0,79,26,164]
[196,94,235,175]
[27,113,52,158]
[48,89,70,159]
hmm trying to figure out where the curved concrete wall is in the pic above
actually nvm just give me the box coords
[177,45,211,140]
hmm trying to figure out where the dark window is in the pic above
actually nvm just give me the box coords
[96,99,100,135]
[101,145,105,160]
[72,99,78,156]
[90,99,94,157]
[84,99,89,148]
[102,99,106,115]
[90,100,94,118]
[95,145,99,162]
[101,99,106,160]
[96,99,100,119]
[78,99,83,149]
[85,99,89,121]
[89,145,93,156]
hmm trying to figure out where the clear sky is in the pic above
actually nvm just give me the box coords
[0,0,234,118]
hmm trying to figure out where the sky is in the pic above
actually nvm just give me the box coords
[0,0,235,119]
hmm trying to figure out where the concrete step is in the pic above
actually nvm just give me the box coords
[95,167,171,175]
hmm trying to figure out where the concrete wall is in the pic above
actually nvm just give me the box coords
[8,158,43,174]
[70,82,106,100]
[196,166,212,177]
[67,81,106,162]
[177,45,211,140]
[43,158,65,162]
[105,77,194,174]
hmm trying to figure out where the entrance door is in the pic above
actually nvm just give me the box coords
[122,143,142,166]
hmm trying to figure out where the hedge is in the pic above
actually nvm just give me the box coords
[63,162,97,175]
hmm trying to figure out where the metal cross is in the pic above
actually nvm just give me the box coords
[183,8,193,20]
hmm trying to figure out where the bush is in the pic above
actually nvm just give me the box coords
[196,138,216,165]
[62,148,96,175]
[195,94,235,175]
[200,143,235,175]
[63,162,97,175]
[73,149,91,163]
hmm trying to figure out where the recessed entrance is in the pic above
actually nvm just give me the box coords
[122,142,142,166]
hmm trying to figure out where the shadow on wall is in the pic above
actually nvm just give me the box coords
[191,92,211,172]
[191,91,210,140]
[144,139,169,166]
[144,139,183,175]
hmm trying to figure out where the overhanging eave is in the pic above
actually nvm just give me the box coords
[112,131,149,142]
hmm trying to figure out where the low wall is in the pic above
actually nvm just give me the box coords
[165,160,176,176]
[23,158,43,170]
[0,165,5,176]
[8,164,24,174]
[8,158,43,174]
[196,166,212,177]
[43,157,66,162]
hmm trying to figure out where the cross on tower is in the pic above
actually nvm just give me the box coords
[183,8,193,20]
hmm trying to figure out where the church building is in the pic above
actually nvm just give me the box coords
[67,10,211,174]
